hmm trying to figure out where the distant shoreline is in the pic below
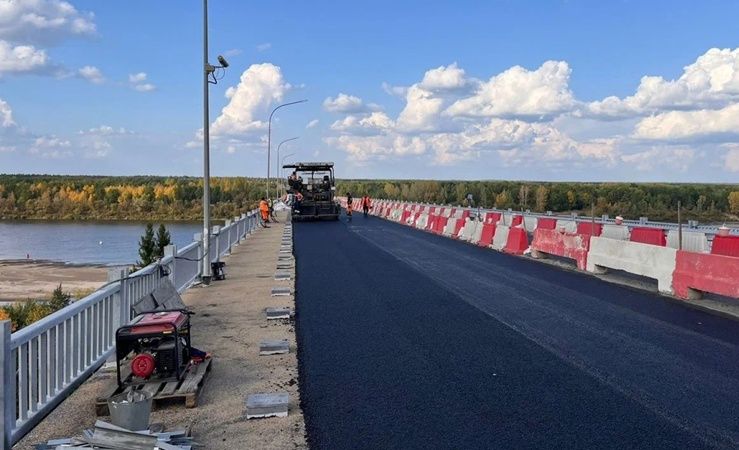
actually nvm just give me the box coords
[0,259,112,268]
[0,261,109,302]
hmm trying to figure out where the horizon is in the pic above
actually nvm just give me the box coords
[1,1,739,183]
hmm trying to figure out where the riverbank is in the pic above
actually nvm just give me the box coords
[0,260,108,302]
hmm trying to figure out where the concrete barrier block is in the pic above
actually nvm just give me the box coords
[470,221,484,244]
[531,229,591,270]
[601,224,630,241]
[416,214,429,230]
[673,250,739,300]
[504,226,529,255]
[441,217,457,237]
[492,225,510,251]
[523,216,537,233]
[586,236,677,294]
[666,230,709,253]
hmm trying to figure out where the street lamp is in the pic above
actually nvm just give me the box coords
[281,152,296,195]
[201,0,229,285]
[267,99,307,199]
[276,137,299,198]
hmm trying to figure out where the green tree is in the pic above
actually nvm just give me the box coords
[138,223,157,267]
[49,283,72,311]
[728,191,739,214]
[155,224,172,258]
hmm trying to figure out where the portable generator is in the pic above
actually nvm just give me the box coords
[115,311,192,387]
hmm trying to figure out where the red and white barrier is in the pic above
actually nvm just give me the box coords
[531,229,591,270]
[672,251,739,300]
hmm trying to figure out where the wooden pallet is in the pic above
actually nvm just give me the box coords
[96,357,213,416]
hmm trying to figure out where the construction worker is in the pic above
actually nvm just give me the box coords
[346,193,353,221]
[259,197,270,228]
[294,191,303,212]
[362,195,372,217]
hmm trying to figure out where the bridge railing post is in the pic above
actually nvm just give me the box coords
[1,320,13,450]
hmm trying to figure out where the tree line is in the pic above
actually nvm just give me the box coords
[1,175,737,223]
[0,175,270,220]
[336,180,739,223]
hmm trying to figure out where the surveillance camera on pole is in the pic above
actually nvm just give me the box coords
[217,55,229,68]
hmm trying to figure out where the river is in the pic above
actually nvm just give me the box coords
[0,221,202,265]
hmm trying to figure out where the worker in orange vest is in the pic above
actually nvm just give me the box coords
[362,195,372,217]
[346,193,354,221]
[259,197,270,228]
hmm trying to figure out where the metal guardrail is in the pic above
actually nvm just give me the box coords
[0,209,261,448]
[368,199,739,236]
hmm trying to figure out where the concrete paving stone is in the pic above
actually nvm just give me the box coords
[277,262,294,270]
[246,393,289,419]
[271,287,292,296]
[274,271,292,280]
[260,339,290,355]
[266,307,292,319]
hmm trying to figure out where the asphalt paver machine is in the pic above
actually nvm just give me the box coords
[283,162,340,221]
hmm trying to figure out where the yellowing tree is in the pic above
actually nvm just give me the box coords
[729,191,739,214]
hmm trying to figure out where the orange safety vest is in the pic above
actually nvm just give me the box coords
[259,200,269,218]
[362,196,371,207]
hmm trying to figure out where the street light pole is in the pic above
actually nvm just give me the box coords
[267,99,307,200]
[202,0,212,284]
[201,0,229,285]
[276,136,299,198]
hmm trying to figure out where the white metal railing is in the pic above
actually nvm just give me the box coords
[0,209,261,448]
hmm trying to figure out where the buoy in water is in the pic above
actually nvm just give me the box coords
[98,241,103,245]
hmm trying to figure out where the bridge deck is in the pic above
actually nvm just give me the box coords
[295,213,739,449]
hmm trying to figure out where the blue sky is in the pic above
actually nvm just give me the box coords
[1,0,739,182]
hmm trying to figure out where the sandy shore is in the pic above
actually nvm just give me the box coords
[0,260,108,302]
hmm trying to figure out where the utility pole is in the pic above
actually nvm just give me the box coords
[202,0,211,284]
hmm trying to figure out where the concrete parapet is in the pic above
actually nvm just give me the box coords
[586,236,677,294]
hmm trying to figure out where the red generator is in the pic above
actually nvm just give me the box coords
[115,311,191,387]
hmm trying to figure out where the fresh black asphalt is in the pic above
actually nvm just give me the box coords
[293,213,739,450]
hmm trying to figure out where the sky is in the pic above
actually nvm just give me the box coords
[1,0,739,182]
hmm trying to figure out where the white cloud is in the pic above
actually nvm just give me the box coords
[396,85,445,132]
[723,145,739,172]
[128,72,147,83]
[331,112,395,134]
[419,63,468,90]
[79,125,131,135]
[632,103,739,141]
[0,0,96,45]
[223,48,242,57]
[323,93,366,113]
[381,82,407,97]
[134,83,155,92]
[0,98,15,127]
[0,40,49,75]
[256,42,271,52]
[306,119,319,129]
[620,147,695,172]
[78,65,103,84]
[587,48,739,118]
[128,72,155,92]
[445,60,575,120]
[211,63,290,136]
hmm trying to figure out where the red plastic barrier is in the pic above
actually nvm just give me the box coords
[510,215,523,227]
[478,223,496,247]
[411,212,422,226]
[537,218,557,230]
[400,210,411,224]
[531,229,591,270]
[673,250,739,299]
[449,208,457,217]
[630,227,666,246]
[576,222,603,236]
[426,214,438,232]
[485,212,501,224]
[711,235,739,257]
[503,226,529,255]
[461,210,471,220]
[434,216,449,234]
[428,207,436,214]
[452,218,465,238]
